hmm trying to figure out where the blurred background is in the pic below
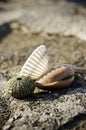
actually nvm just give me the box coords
[0,0,86,71]
[0,1,86,130]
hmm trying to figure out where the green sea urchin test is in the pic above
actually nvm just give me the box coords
[6,76,35,99]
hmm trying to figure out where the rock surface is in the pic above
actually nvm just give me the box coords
[0,74,86,130]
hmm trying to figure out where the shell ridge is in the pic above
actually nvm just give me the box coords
[22,65,45,74]
[20,45,49,79]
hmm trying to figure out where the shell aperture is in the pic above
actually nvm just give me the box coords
[20,45,49,80]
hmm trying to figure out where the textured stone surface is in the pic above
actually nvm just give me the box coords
[2,87,86,130]
[0,80,10,129]
[0,72,86,130]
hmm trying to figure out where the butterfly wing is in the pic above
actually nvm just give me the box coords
[20,45,49,80]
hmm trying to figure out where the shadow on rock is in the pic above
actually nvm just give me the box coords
[0,23,12,41]
[23,75,86,102]
[58,113,86,130]
[66,74,86,94]
[23,91,60,102]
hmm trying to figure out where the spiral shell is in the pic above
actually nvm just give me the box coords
[6,76,35,99]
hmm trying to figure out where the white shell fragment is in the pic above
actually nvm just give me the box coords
[20,45,49,79]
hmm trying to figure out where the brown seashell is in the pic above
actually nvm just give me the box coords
[36,66,75,90]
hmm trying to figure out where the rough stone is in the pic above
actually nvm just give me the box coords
[0,76,86,130]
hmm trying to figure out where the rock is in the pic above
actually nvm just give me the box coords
[1,76,86,130]
[0,93,10,129]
